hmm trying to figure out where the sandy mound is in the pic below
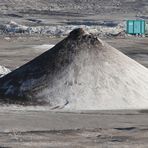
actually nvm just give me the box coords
[1,28,148,110]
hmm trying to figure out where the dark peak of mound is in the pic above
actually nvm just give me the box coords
[69,28,86,38]
[67,28,102,46]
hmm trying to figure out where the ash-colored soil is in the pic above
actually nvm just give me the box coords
[0,0,148,26]
[0,109,148,148]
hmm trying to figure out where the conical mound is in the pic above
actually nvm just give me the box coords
[1,28,148,110]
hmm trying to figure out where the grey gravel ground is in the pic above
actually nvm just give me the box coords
[0,109,148,148]
[0,0,148,26]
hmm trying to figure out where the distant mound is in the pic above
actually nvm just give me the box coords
[0,66,11,78]
[1,28,148,110]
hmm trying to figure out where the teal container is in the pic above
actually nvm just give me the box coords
[146,23,148,34]
[127,20,145,35]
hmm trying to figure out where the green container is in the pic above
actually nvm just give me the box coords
[127,20,145,35]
